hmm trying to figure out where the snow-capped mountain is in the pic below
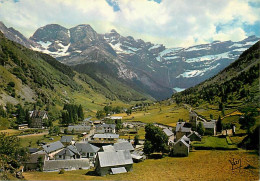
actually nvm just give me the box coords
[103,29,259,92]
[0,22,259,99]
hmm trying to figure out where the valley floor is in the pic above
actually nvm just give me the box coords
[23,150,258,181]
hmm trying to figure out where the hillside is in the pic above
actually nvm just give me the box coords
[173,41,260,109]
[0,31,152,113]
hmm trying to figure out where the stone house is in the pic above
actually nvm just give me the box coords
[96,124,116,134]
[172,136,190,157]
[24,152,47,171]
[54,145,81,160]
[187,131,202,141]
[29,110,48,128]
[95,150,133,176]
[175,122,192,141]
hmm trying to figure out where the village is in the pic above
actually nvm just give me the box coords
[17,109,236,176]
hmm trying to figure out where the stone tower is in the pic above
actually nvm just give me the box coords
[189,112,198,130]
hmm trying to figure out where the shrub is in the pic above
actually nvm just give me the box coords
[59,169,65,174]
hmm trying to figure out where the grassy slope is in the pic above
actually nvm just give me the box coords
[0,32,152,115]
[23,150,259,181]
[113,102,189,127]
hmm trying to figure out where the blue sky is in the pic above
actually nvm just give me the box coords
[0,0,259,47]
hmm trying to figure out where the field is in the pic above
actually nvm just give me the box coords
[192,136,237,150]
[119,127,146,140]
[23,150,259,181]
[18,133,78,148]
[114,103,189,127]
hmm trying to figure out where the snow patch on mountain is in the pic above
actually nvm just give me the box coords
[185,45,211,52]
[173,87,185,92]
[148,44,162,51]
[37,41,51,49]
[185,52,233,63]
[176,63,220,78]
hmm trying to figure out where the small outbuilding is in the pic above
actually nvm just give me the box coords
[187,131,202,141]
[172,136,190,157]
[95,150,133,176]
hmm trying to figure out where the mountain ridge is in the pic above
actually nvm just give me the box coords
[0,22,259,100]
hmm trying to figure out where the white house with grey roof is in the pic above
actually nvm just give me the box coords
[96,124,116,134]
[54,145,81,160]
[163,128,175,145]
[42,141,64,159]
[75,142,100,159]
[95,150,133,176]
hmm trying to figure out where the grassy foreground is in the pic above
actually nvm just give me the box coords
[23,150,258,181]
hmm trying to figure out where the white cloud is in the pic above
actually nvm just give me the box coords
[0,0,259,47]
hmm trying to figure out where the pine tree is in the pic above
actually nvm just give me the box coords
[216,116,222,132]
[77,105,84,121]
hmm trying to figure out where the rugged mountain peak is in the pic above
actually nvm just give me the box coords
[30,24,70,45]
[0,21,36,48]
[69,24,98,44]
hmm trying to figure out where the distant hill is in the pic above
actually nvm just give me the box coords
[0,31,152,110]
[173,41,260,109]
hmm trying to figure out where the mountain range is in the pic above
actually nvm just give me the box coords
[0,22,259,100]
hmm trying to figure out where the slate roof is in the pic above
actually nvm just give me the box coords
[26,153,46,164]
[181,135,190,144]
[203,122,216,129]
[174,137,190,148]
[180,127,192,133]
[28,148,38,154]
[187,131,201,138]
[60,136,73,143]
[67,145,81,155]
[96,124,116,129]
[102,145,116,152]
[43,159,89,172]
[97,150,133,168]
[30,110,47,119]
[114,141,134,151]
[68,125,91,130]
[75,143,100,154]
[111,167,127,174]
[55,148,75,157]
[176,122,186,132]
[93,134,119,139]
[176,122,191,133]
[163,128,174,137]
[42,141,64,154]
